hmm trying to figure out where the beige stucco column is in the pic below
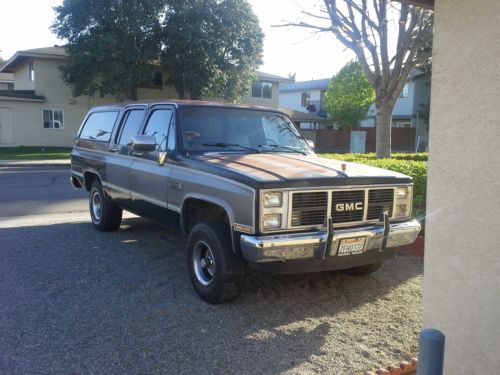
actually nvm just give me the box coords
[423,0,500,373]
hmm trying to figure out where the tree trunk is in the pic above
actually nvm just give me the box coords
[375,103,394,158]
[130,86,138,101]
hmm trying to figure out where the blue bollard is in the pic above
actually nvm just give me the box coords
[417,328,445,375]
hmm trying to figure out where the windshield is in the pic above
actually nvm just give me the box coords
[180,107,313,154]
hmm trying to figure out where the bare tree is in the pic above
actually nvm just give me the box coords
[278,1,433,158]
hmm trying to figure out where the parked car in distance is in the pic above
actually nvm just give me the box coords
[70,100,421,303]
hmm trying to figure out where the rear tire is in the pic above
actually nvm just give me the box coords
[89,180,122,231]
[187,221,246,304]
[342,262,382,276]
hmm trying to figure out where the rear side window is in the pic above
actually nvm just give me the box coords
[79,111,119,141]
[117,109,145,145]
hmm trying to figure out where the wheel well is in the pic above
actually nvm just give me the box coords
[182,198,230,235]
[84,172,99,191]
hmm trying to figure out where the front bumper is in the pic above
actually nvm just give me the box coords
[240,220,421,271]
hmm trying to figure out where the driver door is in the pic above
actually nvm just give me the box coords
[129,106,176,217]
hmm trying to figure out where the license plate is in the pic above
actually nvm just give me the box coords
[337,237,367,256]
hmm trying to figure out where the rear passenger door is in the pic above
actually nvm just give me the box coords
[129,106,176,216]
[106,106,147,205]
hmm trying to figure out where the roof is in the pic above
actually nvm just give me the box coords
[279,78,330,93]
[19,46,68,57]
[0,46,68,73]
[255,71,292,83]
[0,72,13,82]
[0,90,45,102]
[279,107,331,124]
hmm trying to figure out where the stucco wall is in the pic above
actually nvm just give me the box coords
[0,58,183,147]
[423,0,500,373]
[14,62,35,91]
[2,57,283,146]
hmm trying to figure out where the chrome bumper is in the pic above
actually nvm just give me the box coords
[240,220,421,263]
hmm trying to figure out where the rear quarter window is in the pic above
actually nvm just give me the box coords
[79,111,119,142]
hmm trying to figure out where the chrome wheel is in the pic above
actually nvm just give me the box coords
[91,190,102,223]
[193,240,216,286]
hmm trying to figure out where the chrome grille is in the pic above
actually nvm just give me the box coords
[291,192,327,226]
[331,190,364,224]
[289,187,397,228]
[367,189,394,220]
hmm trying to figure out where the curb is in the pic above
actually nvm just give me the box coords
[0,159,71,167]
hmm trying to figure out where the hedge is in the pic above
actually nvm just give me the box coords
[320,153,427,230]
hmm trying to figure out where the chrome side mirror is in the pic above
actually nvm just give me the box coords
[131,135,156,152]
[307,139,315,150]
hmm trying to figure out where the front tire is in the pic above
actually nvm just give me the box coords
[89,180,122,231]
[187,221,246,304]
[342,262,382,276]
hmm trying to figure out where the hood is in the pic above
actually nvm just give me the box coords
[188,152,411,188]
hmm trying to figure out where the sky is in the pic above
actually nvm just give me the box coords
[0,0,355,81]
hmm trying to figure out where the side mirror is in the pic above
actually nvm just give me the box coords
[131,135,156,152]
[307,139,315,150]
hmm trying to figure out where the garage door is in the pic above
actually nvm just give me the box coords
[0,107,14,144]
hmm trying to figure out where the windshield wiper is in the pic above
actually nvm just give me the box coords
[202,143,261,153]
[258,144,307,155]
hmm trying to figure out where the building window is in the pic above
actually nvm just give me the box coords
[251,81,272,98]
[29,61,35,82]
[400,83,409,98]
[43,109,64,129]
[301,92,310,107]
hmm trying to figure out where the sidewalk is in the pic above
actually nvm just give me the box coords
[0,159,71,167]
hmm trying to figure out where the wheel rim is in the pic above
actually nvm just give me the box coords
[193,240,216,286]
[91,190,102,223]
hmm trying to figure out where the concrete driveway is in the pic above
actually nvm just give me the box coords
[0,165,423,374]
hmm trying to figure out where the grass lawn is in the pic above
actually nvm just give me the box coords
[0,147,72,160]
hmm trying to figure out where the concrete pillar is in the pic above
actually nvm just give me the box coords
[423,0,500,373]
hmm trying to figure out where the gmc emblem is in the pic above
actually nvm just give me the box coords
[335,202,363,212]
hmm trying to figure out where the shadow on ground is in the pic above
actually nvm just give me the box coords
[0,217,423,374]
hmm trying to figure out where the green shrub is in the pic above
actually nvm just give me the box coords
[320,153,427,231]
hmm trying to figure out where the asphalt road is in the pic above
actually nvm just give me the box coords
[0,165,424,374]
[0,166,87,217]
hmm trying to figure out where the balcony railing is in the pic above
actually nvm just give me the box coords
[305,99,327,118]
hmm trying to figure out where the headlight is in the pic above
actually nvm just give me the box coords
[263,192,282,208]
[395,204,410,218]
[263,214,281,229]
[397,187,408,199]
[395,185,413,218]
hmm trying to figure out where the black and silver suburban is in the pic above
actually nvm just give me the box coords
[71,100,421,303]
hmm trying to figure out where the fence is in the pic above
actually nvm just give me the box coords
[302,127,416,153]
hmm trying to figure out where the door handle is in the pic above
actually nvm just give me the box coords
[109,148,118,153]
[132,151,143,157]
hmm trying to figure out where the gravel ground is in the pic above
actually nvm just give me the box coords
[0,216,423,374]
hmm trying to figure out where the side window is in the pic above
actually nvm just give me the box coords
[117,109,145,146]
[143,109,174,151]
[79,111,119,141]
